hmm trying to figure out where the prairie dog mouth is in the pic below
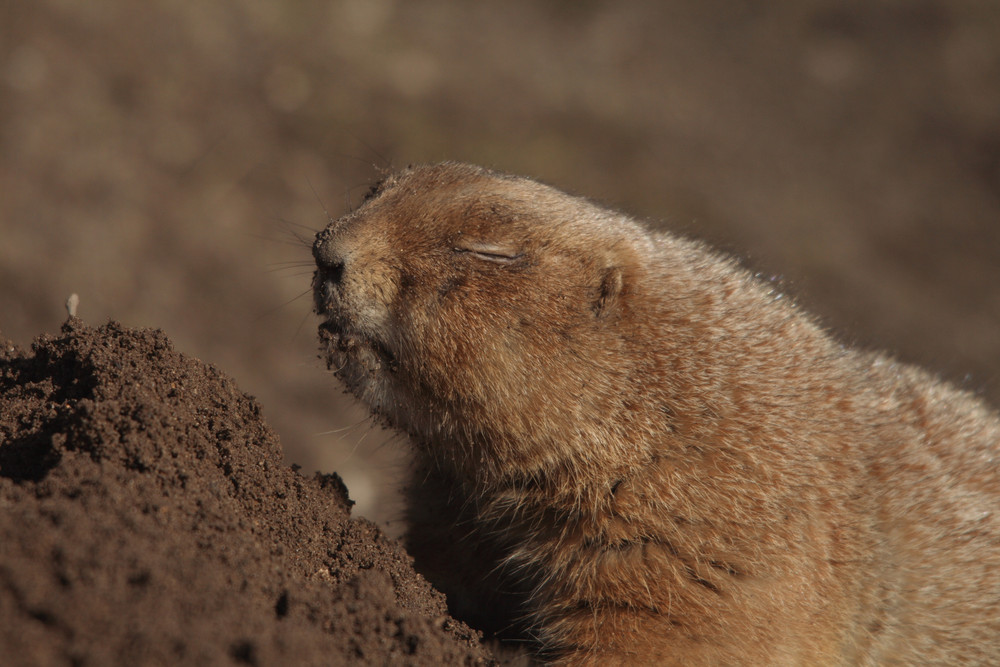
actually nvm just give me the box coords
[318,319,399,374]
[312,270,341,318]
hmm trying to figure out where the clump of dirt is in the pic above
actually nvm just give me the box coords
[0,320,491,666]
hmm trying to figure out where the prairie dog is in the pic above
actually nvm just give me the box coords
[312,162,1000,665]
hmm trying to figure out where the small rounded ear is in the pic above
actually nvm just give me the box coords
[593,265,624,318]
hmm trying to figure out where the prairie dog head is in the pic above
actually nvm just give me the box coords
[313,163,647,480]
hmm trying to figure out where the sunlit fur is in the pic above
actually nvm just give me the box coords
[313,162,1000,666]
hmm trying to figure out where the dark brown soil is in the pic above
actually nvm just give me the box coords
[0,320,491,667]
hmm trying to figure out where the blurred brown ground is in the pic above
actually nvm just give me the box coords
[2,0,998,528]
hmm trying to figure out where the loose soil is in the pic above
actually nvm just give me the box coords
[0,320,491,666]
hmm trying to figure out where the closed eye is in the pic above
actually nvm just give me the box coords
[453,241,524,264]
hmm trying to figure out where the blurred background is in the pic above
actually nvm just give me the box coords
[2,0,998,530]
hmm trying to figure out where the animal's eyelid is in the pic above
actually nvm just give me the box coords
[452,241,524,263]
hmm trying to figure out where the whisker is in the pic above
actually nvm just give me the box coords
[314,415,370,436]
[270,270,317,279]
[275,217,320,233]
[254,287,313,322]
[245,231,311,248]
[292,305,314,341]
[266,262,316,274]
[346,424,376,459]
[342,131,393,172]
[305,176,334,225]
[272,217,316,246]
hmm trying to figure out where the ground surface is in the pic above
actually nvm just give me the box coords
[0,320,490,666]
[1,1,999,664]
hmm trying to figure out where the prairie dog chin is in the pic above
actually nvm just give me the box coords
[313,162,1000,665]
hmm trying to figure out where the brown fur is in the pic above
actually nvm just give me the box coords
[312,162,1000,665]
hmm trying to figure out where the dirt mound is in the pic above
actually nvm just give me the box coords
[0,320,491,666]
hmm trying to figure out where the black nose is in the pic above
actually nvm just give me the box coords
[313,230,345,284]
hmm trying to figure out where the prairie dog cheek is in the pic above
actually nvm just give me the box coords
[340,256,401,341]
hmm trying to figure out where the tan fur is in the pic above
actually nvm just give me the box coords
[312,162,1000,665]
